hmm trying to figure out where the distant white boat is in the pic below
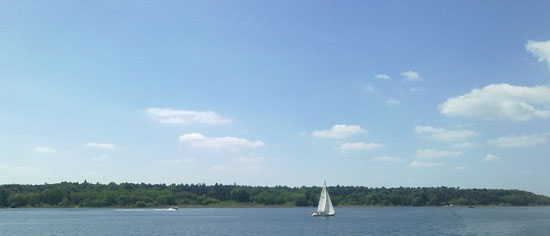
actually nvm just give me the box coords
[312,181,335,217]
[167,206,178,211]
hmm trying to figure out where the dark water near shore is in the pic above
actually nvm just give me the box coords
[1,207,549,235]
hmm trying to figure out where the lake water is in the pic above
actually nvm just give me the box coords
[1,207,549,235]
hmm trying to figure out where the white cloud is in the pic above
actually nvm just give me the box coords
[487,133,548,148]
[33,146,56,154]
[526,40,550,67]
[374,74,390,80]
[483,154,500,162]
[415,149,462,159]
[312,125,366,138]
[363,85,375,93]
[455,166,467,170]
[179,133,264,150]
[401,70,420,82]
[414,126,477,142]
[336,142,384,151]
[373,156,403,162]
[85,142,116,149]
[451,142,476,149]
[414,126,444,134]
[386,98,401,105]
[439,84,550,121]
[146,108,232,125]
[410,161,442,168]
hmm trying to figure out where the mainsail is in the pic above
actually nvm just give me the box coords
[316,181,335,215]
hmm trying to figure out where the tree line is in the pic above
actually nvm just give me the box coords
[0,182,549,208]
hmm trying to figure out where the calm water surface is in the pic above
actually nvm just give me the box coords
[1,207,549,235]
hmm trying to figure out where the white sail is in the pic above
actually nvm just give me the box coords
[314,181,335,216]
[325,190,335,215]
[317,185,327,212]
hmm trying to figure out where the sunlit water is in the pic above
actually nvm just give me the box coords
[1,207,549,235]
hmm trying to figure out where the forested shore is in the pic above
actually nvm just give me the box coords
[1,182,549,208]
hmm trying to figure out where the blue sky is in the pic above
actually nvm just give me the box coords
[2,1,550,195]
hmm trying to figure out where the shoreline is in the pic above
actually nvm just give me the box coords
[2,183,548,208]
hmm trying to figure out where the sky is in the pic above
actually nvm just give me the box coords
[1,1,550,195]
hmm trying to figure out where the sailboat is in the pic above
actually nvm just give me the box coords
[311,181,335,217]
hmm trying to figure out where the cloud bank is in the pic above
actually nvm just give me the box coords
[146,108,232,125]
[526,40,550,67]
[488,133,548,148]
[414,126,477,142]
[179,133,264,150]
[483,154,500,162]
[410,161,442,168]
[85,142,116,149]
[386,98,401,105]
[33,146,56,154]
[439,84,550,121]
[401,70,421,82]
[312,125,365,138]
[415,149,462,159]
[374,74,390,80]
[336,142,384,151]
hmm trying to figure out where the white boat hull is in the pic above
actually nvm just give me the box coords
[312,212,335,217]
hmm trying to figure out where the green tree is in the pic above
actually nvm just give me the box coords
[0,188,8,207]
[40,189,63,206]
[294,194,310,206]
[8,193,27,208]
[135,201,146,208]
[230,188,250,203]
